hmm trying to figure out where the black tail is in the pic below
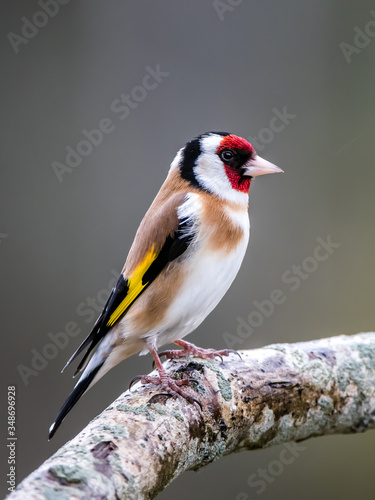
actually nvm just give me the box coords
[61,322,104,376]
[48,362,103,440]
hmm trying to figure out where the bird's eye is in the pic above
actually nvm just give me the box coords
[220,150,234,162]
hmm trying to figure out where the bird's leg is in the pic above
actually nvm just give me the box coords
[129,346,201,407]
[159,339,241,363]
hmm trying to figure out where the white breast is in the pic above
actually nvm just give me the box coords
[150,194,250,349]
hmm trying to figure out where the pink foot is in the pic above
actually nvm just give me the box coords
[159,339,241,363]
[129,346,202,408]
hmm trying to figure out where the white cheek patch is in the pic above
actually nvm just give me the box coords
[195,136,249,204]
[194,153,232,193]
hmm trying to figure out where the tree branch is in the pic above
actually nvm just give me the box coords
[7,332,375,499]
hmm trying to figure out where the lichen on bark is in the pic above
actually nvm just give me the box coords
[6,332,375,500]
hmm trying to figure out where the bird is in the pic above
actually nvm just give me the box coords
[48,131,283,439]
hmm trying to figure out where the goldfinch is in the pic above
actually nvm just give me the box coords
[49,131,283,439]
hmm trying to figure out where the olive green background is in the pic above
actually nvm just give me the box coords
[1,1,375,498]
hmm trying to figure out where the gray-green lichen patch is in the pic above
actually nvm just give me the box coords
[89,435,103,444]
[356,342,375,366]
[96,423,129,439]
[48,463,86,485]
[318,395,334,411]
[249,406,274,443]
[148,403,168,415]
[305,359,333,387]
[117,404,156,421]
[171,410,184,422]
[202,361,232,401]
[272,413,296,443]
[337,355,366,392]
[190,437,227,470]
[116,400,186,427]
[44,488,71,500]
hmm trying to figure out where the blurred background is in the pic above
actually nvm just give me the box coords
[1,1,375,498]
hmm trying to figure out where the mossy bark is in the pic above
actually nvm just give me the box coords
[7,333,375,500]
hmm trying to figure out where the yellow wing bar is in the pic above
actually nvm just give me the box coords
[106,247,158,327]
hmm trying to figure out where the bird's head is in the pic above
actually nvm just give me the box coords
[172,131,283,202]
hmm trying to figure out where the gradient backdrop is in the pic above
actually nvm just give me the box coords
[1,1,375,499]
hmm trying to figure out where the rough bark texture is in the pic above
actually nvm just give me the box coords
[7,332,375,500]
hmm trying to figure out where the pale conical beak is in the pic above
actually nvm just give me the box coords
[243,154,284,177]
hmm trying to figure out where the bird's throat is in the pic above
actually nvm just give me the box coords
[224,165,251,193]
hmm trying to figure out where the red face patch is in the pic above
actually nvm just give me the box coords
[217,135,254,193]
[223,165,251,192]
[216,135,254,155]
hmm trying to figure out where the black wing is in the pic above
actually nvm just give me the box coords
[63,216,194,377]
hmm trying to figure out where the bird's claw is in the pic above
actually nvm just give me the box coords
[218,348,242,360]
[129,375,143,391]
[129,373,202,409]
